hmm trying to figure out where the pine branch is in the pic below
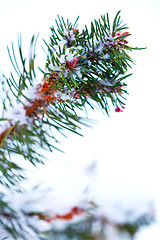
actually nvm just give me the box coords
[0,11,144,188]
[0,190,154,240]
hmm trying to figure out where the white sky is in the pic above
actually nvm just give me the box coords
[0,0,160,239]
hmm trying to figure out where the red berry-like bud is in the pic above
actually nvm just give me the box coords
[116,31,121,36]
[123,40,128,44]
[73,93,80,99]
[115,107,123,112]
[73,57,79,64]
[121,32,129,36]
[71,28,79,33]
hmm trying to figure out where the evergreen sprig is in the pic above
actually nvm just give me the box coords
[0,189,154,240]
[0,10,152,240]
[0,11,142,187]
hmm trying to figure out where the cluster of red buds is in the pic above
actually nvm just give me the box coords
[39,71,82,103]
[73,92,80,99]
[66,56,80,70]
[37,206,85,223]
[116,31,129,44]
[40,81,52,93]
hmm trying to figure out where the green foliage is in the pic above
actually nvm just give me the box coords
[0,11,142,189]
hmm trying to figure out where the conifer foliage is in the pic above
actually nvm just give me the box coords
[0,11,136,186]
[0,11,152,240]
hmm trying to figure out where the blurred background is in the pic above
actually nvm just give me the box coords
[0,0,160,239]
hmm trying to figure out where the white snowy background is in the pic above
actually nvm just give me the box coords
[0,0,160,239]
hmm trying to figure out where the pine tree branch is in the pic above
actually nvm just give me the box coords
[0,193,154,240]
[0,11,144,188]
